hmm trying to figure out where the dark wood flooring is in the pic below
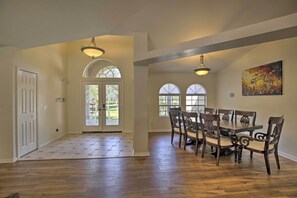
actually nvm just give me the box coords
[1,132,297,197]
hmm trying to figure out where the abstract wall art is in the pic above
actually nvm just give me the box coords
[242,61,282,96]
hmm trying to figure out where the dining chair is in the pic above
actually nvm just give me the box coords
[205,107,217,115]
[218,109,234,136]
[169,109,183,148]
[238,116,284,175]
[169,107,182,111]
[235,110,257,158]
[218,109,234,121]
[181,111,203,155]
[234,110,257,158]
[200,113,236,166]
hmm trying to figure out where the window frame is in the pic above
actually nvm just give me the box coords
[185,84,207,113]
[158,83,181,117]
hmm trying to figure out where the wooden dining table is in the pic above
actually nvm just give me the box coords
[219,120,263,134]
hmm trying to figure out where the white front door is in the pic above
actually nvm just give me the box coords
[17,69,37,157]
[83,82,122,132]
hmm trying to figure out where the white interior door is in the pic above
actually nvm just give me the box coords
[17,69,37,157]
[83,82,122,132]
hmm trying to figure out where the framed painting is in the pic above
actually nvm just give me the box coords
[242,60,282,96]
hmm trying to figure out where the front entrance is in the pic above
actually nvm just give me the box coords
[83,82,122,132]
[17,69,37,158]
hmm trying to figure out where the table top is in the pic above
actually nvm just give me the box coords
[219,120,263,133]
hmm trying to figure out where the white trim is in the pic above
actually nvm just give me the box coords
[279,151,297,163]
[0,157,18,164]
[38,133,66,148]
[133,151,150,157]
[149,129,171,133]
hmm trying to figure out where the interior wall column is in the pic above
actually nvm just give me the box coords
[133,66,149,156]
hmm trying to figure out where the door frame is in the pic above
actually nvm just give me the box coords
[16,67,38,159]
[81,78,123,132]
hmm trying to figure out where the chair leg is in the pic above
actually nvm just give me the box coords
[234,145,238,163]
[178,133,182,148]
[171,131,174,144]
[238,146,243,163]
[274,149,280,169]
[264,153,271,175]
[249,131,254,159]
[201,142,206,158]
[195,139,199,156]
[183,135,187,150]
[216,147,220,166]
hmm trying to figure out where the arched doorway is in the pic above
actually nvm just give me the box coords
[82,59,122,132]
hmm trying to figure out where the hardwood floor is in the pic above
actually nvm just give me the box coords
[1,132,297,198]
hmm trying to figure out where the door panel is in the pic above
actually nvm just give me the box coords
[18,70,37,157]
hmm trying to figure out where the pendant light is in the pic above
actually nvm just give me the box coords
[81,37,105,59]
[194,54,211,76]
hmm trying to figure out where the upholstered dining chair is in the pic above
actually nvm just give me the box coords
[218,109,234,136]
[218,109,234,122]
[181,111,203,155]
[200,113,236,166]
[238,116,284,175]
[235,110,257,157]
[169,109,183,148]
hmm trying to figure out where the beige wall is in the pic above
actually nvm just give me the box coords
[217,37,297,160]
[0,44,68,162]
[13,44,68,148]
[0,47,14,162]
[66,36,134,133]
[148,72,217,132]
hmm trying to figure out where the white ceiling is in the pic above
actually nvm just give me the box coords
[0,0,297,73]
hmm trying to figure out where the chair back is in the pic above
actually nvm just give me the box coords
[169,107,181,111]
[218,109,234,121]
[235,110,256,124]
[169,109,182,132]
[205,107,217,115]
[262,116,284,150]
[200,113,221,144]
[181,111,199,136]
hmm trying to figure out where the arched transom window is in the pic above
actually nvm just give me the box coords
[186,84,207,113]
[159,83,181,117]
[96,66,121,78]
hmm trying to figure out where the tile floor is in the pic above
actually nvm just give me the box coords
[20,132,133,160]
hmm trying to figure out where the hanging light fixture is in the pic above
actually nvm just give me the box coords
[194,54,211,76]
[81,37,105,59]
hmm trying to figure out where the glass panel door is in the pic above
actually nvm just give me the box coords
[85,84,100,127]
[105,84,119,126]
[83,82,121,132]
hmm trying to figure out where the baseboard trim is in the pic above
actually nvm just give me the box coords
[133,151,150,157]
[67,131,82,134]
[39,132,66,148]
[0,157,17,164]
[279,151,297,162]
[149,129,170,132]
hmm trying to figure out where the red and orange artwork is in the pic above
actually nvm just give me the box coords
[242,61,282,96]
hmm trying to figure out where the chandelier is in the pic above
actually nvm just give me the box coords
[194,54,211,76]
[81,37,105,59]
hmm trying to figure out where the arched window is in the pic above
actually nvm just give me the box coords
[96,66,121,78]
[186,84,207,113]
[159,83,181,117]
